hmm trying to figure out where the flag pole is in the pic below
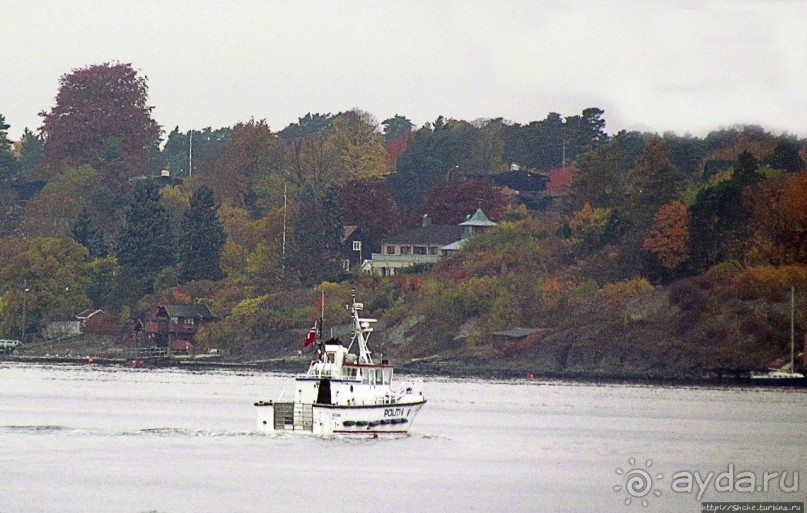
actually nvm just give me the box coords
[320,289,325,342]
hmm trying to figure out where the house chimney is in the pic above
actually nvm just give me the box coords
[422,214,431,227]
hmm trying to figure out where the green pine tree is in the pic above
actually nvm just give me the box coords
[178,186,225,282]
[288,184,344,286]
[116,180,176,292]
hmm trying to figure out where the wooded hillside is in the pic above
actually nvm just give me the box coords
[2,63,806,377]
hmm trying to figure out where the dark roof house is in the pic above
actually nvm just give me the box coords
[143,303,216,353]
[370,210,495,276]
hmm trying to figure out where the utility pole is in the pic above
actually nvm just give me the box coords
[188,130,193,178]
[282,184,287,274]
[790,285,795,372]
[562,138,567,168]
[21,279,29,342]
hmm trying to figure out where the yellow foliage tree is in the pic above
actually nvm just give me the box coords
[569,202,611,250]
[331,110,389,181]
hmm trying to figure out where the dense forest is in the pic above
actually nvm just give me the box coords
[2,62,806,377]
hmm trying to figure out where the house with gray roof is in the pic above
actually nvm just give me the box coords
[369,209,496,276]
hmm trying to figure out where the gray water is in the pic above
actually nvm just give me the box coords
[0,363,805,513]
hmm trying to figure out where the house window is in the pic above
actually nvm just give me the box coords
[429,247,438,255]
[352,241,361,251]
[414,246,427,255]
[184,318,194,326]
[400,246,411,255]
[342,259,350,271]
[386,245,395,255]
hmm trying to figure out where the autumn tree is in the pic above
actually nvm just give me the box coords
[21,165,106,238]
[331,110,389,181]
[421,179,512,225]
[546,166,575,195]
[570,141,629,211]
[178,186,226,282]
[628,135,685,227]
[116,180,176,292]
[689,151,763,269]
[568,202,612,252]
[642,200,689,270]
[39,62,160,179]
[0,237,90,337]
[745,171,807,264]
[385,131,412,170]
[279,110,389,191]
[280,113,337,189]
[204,119,287,216]
[388,116,506,209]
[338,177,408,250]
[381,114,414,146]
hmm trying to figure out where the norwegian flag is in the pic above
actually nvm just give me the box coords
[303,320,318,347]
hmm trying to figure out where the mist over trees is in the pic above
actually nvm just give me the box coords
[1,61,806,346]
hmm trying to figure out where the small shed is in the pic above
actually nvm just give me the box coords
[76,309,118,334]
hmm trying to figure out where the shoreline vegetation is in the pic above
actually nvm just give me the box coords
[2,65,807,384]
[0,353,795,388]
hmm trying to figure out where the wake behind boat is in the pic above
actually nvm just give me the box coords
[254,292,426,435]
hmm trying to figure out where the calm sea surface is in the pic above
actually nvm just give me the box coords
[1,362,805,513]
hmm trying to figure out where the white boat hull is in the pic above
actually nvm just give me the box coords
[255,399,426,436]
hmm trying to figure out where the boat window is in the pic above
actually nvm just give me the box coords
[362,371,370,384]
[327,352,335,363]
[375,369,383,385]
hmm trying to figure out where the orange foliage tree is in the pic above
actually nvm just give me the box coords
[642,200,689,269]
[546,166,575,195]
[746,171,807,265]
[386,132,411,169]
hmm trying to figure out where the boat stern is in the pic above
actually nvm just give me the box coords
[254,400,275,433]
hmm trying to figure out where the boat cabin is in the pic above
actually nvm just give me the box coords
[304,339,393,385]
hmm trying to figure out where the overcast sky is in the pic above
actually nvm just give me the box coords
[3,1,806,141]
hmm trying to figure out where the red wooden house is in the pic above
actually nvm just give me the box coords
[143,303,216,355]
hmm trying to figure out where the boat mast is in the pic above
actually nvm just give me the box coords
[350,288,374,364]
[790,285,795,372]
